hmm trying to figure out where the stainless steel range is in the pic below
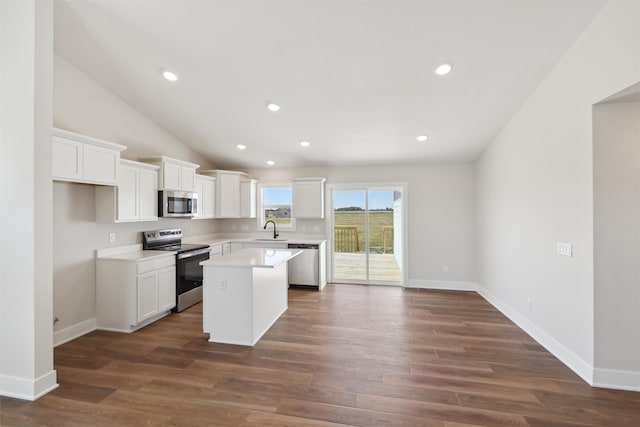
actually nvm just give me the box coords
[143,228,210,312]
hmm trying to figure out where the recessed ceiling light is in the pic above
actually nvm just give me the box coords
[162,70,178,81]
[266,103,280,112]
[236,144,246,150]
[416,134,429,142]
[266,160,275,166]
[299,140,311,147]
[434,62,452,76]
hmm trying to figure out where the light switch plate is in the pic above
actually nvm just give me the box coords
[557,242,572,257]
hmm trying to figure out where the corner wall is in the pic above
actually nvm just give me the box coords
[593,99,640,390]
[1,0,57,400]
[475,1,640,386]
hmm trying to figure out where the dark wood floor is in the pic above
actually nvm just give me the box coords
[2,284,640,426]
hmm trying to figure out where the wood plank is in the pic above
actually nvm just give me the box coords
[2,284,639,426]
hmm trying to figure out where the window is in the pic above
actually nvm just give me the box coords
[258,184,295,229]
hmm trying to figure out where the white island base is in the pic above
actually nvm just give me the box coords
[201,248,301,346]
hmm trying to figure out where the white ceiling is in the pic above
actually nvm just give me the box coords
[54,0,605,170]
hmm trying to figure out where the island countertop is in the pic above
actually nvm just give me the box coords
[200,247,302,268]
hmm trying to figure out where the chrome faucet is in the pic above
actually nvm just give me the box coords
[263,220,279,239]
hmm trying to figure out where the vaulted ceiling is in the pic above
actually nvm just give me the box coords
[54,0,605,169]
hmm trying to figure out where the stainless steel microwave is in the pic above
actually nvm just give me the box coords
[158,190,198,218]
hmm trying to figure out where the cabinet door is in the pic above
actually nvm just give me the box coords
[137,272,158,323]
[117,165,138,221]
[83,144,119,185]
[217,174,240,217]
[194,177,205,218]
[230,242,244,253]
[157,266,176,312]
[163,162,182,190]
[293,180,325,218]
[138,168,158,220]
[181,167,196,192]
[52,136,83,181]
[240,180,257,218]
[203,179,215,218]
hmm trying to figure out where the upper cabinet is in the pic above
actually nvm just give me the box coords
[141,156,199,192]
[240,178,257,218]
[52,128,127,186]
[200,170,251,218]
[292,177,326,219]
[95,159,160,223]
[194,174,216,219]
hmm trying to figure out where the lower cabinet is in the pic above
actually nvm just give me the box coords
[96,254,176,332]
[136,266,176,323]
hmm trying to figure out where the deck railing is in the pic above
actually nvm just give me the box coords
[334,225,359,252]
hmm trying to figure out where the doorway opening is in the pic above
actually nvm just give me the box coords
[328,185,404,285]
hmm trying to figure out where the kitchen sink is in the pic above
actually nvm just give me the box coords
[253,238,288,242]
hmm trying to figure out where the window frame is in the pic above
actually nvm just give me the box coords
[257,183,296,231]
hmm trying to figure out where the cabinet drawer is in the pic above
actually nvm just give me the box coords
[137,256,175,274]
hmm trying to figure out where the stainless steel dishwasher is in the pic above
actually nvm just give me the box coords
[287,243,319,288]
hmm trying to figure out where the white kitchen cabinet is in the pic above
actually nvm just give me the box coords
[96,250,176,333]
[230,242,244,253]
[52,128,126,186]
[222,243,232,255]
[240,179,257,218]
[291,177,326,219]
[137,271,158,323]
[199,170,249,218]
[194,174,216,219]
[95,159,160,223]
[141,156,199,192]
[136,265,175,323]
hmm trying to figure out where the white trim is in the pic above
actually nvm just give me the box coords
[0,370,58,401]
[405,279,478,292]
[477,284,594,385]
[593,368,640,392]
[54,317,97,347]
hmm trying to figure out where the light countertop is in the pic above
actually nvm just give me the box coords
[186,236,326,246]
[95,244,176,262]
[200,248,302,268]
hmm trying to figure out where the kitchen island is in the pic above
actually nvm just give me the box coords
[200,247,301,345]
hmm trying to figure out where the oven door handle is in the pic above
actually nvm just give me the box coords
[177,248,211,259]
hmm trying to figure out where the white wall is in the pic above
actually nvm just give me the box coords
[1,0,57,400]
[593,99,640,390]
[475,1,640,386]
[54,54,210,166]
[52,53,218,343]
[247,163,476,287]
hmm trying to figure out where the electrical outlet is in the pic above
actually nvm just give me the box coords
[528,298,533,311]
[443,265,449,274]
[220,279,227,289]
[557,242,572,257]
[109,232,116,243]
[241,224,249,232]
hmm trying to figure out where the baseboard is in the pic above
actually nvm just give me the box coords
[54,317,97,347]
[593,368,640,392]
[476,284,594,385]
[405,279,478,291]
[0,369,58,401]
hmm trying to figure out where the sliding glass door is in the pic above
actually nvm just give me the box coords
[331,186,403,285]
